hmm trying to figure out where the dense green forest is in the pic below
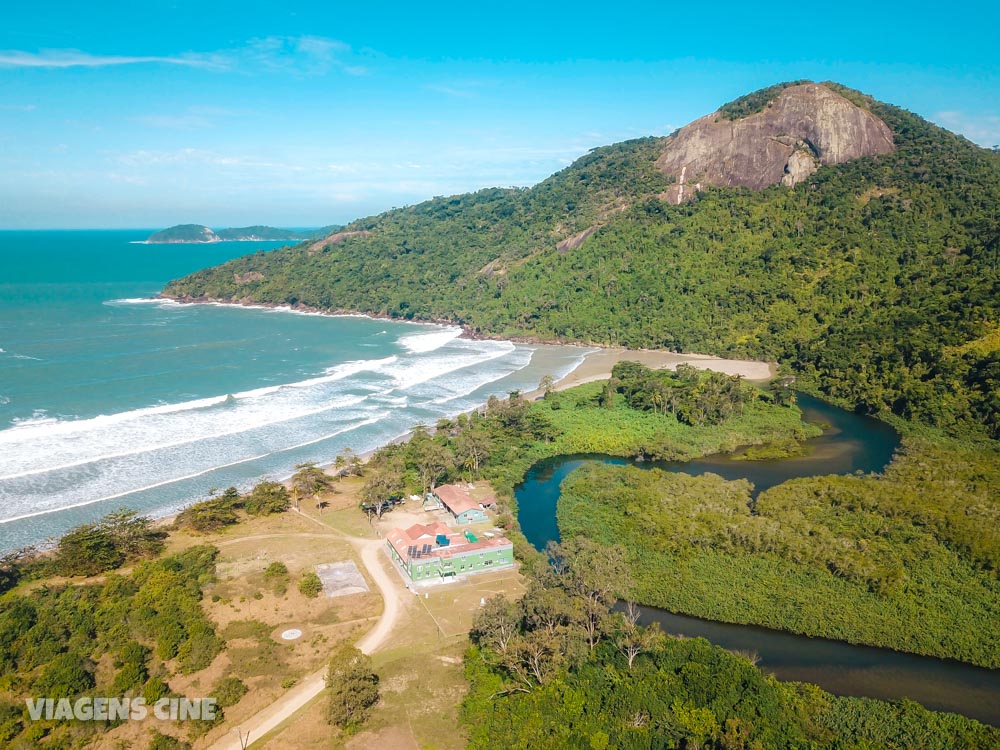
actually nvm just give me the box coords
[461,538,1000,749]
[0,546,222,747]
[0,484,294,747]
[164,83,1000,439]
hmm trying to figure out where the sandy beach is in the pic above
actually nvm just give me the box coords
[527,346,774,398]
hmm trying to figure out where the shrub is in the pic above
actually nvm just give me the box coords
[212,676,248,708]
[299,572,323,598]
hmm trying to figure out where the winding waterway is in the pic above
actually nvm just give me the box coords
[514,394,1000,725]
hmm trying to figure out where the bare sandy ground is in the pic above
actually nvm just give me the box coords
[523,347,774,400]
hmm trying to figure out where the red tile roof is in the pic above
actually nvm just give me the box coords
[386,520,511,563]
[433,484,484,515]
[386,521,451,559]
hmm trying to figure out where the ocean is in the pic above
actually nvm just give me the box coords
[0,230,589,552]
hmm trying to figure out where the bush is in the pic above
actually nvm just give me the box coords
[48,508,165,577]
[264,561,288,578]
[148,729,191,750]
[212,676,248,708]
[175,498,238,532]
[299,572,323,598]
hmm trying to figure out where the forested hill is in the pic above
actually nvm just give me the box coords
[163,82,1000,439]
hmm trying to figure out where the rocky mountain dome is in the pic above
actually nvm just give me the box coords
[656,82,895,202]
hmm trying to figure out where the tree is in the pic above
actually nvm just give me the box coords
[326,646,380,731]
[454,430,493,479]
[545,538,631,651]
[49,508,165,576]
[244,481,290,515]
[616,602,665,670]
[175,498,238,532]
[410,436,454,493]
[470,595,520,657]
[50,523,123,577]
[361,456,405,507]
[335,448,363,478]
[291,463,334,509]
[0,551,24,595]
[99,508,166,558]
[538,374,556,398]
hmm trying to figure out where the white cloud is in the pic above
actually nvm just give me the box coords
[933,111,1000,147]
[0,36,365,76]
[244,35,366,76]
[0,49,226,70]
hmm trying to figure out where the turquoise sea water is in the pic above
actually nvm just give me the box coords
[0,231,588,551]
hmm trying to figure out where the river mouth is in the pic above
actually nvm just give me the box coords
[514,395,1000,726]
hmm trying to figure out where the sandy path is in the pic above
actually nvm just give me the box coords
[205,532,402,750]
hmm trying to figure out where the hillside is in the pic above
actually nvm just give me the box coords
[146,224,340,243]
[147,223,220,243]
[163,82,1000,439]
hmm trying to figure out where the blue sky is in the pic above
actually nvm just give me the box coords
[1,1,997,229]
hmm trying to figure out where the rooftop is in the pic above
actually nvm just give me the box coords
[433,483,492,515]
[386,521,511,564]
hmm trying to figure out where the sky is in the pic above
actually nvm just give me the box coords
[1,0,997,229]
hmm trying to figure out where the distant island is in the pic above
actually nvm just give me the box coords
[144,223,341,244]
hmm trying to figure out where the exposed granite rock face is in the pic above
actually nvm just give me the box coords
[307,230,372,255]
[656,83,894,202]
[556,225,599,254]
[781,148,819,187]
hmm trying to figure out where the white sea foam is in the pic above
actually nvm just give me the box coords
[0,409,391,525]
[381,340,516,391]
[104,297,182,307]
[421,347,534,406]
[0,320,585,537]
[0,357,393,445]
[396,326,463,353]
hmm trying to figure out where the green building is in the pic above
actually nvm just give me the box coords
[386,522,514,581]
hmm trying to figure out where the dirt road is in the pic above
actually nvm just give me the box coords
[205,536,402,750]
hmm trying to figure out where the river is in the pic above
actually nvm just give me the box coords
[514,394,1000,725]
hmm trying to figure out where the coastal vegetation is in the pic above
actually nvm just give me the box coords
[163,84,1000,441]
[174,481,289,532]
[0,545,221,746]
[557,436,1000,667]
[461,538,1000,749]
[359,370,814,523]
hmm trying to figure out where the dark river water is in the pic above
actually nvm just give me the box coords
[514,394,1000,725]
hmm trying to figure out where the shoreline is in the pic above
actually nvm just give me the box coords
[131,239,313,245]
[3,298,774,545]
[156,293,776,380]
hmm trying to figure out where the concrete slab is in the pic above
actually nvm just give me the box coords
[315,560,370,598]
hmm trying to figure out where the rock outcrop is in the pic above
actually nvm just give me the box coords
[656,82,895,203]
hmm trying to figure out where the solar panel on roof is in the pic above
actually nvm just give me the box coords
[407,545,417,557]
[422,544,432,554]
